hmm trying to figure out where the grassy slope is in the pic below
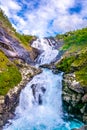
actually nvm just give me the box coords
[0,51,22,95]
[56,28,87,87]
[0,9,35,95]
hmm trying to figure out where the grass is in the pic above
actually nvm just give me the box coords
[75,66,87,86]
[56,28,87,53]
[56,56,75,73]
[0,51,22,95]
[0,8,37,96]
[56,28,87,87]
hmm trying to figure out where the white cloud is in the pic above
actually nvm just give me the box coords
[0,0,21,17]
[0,0,87,37]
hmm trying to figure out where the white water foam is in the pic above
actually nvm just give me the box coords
[32,38,58,65]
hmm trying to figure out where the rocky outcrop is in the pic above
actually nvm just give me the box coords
[72,125,87,130]
[29,47,41,61]
[0,27,40,63]
[62,73,87,123]
[31,83,46,105]
[0,63,41,129]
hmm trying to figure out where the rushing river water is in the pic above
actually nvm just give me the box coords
[4,38,83,130]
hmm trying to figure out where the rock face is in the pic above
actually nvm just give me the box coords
[0,27,40,63]
[62,73,87,123]
[0,63,41,129]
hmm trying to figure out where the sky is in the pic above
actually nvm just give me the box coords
[0,0,87,37]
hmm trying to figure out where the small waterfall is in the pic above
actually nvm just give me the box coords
[4,38,83,130]
[32,38,58,65]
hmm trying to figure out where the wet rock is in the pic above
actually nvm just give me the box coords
[4,95,9,106]
[72,125,87,130]
[41,87,46,93]
[31,83,46,105]
[31,84,36,99]
[29,47,41,61]
[38,94,42,105]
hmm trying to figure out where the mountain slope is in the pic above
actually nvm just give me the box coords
[0,8,39,96]
[55,28,87,123]
[56,28,87,87]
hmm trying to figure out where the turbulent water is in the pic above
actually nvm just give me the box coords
[32,38,58,65]
[4,38,83,130]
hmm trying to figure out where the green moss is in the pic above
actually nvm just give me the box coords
[72,51,87,68]
[56,56,75,73]
[15,32,35,47]
[0,51,22,95]
[75,66,87,86]
[76,102,84,110]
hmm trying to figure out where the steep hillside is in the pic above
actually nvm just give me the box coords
[0,51,22,95]
[56,28,87,87]
[0,9,41,127]
[0,8,36,49]
[55,28,87,123]
[0,9,39,96]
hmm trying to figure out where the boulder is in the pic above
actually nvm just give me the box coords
[62,73,87,123]
[31,83,46,105]
[82,94,87,103]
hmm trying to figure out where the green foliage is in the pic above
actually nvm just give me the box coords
[75,66,87,86]
[15,32,35,46]
[56,28,87,87]
[0,8,36,48]
[0,51,22,95]
[56,56,75,73]
[72,50,87,68]
[0,8,37,96]
[0,8,15,32]
[56,28,87,52]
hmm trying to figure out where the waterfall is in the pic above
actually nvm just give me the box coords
[3,38,83,130]
[32,38,58,65]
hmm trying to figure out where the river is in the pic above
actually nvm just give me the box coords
[3,38,83,130]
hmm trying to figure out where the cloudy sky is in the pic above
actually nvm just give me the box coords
[0,0,87,37]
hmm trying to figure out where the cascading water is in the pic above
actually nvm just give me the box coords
[4,38,84,130]
[32,38,58,65]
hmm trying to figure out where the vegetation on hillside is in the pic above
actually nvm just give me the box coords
[56,28,87,52]
[56,28,87,87]
[0,51,22,95]
[0,8,35,95]
[0,8,14,31]
[0,8,36,48]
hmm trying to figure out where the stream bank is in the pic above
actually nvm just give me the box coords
[0,62,41,129]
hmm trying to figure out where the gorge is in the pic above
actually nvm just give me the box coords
[0,8,87,130]
[3,38,84,130]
